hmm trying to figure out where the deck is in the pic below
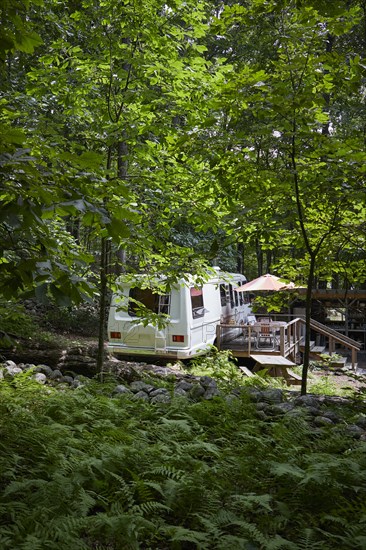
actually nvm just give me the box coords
[217,318,301,361]
[216,316,361,369]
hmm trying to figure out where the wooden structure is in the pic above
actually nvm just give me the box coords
[251,355,302,386]
[295,289,366,351]
[216,315,361,374]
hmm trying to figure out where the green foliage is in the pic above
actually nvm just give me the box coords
[0,301,35,345]
[187,348,245,389]
[41,303,100,336]
[1,374,366,548]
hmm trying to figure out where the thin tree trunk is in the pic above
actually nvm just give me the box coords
[115,136,128,275]
[96,146,113,379]
[301,254,316,395]
[237,242,244,274]
[97,236,108,381]
[256,239,263,276]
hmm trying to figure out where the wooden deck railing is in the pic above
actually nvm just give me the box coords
[216,316,361,369]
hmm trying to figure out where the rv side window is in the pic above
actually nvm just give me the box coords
[190,287,205,319]
[128,288,171,316]
[158,294,171,314]
[220,284,227,306]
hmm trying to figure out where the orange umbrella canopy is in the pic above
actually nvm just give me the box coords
[235,273,290,292]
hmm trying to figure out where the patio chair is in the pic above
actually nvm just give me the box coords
[256,323,276,350]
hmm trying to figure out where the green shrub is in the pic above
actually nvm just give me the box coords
[186,348,246,389]
[41,303,99,336]
[0,301,35,345]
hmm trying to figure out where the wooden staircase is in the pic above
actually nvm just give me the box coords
[299,317,362,370]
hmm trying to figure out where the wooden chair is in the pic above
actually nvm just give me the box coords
[256,324,275,350]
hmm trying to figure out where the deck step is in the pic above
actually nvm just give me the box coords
[300,339,315,350]
[329,356,347,366]
[310,346,326,354]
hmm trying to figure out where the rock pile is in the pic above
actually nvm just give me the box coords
[0,360,84,388]
[1,358,366,441]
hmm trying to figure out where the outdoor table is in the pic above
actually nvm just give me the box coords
[251,354,302,385]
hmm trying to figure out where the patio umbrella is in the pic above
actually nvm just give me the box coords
[235,273,292,292]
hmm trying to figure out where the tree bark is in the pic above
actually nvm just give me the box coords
[301,253,316,395]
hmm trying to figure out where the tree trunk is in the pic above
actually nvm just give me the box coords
[97,236,108,381]
[256,238,263,276]
[301,253,316,395]
[115,136,128,275]
[96,146,113,379]
[237,242,244,274]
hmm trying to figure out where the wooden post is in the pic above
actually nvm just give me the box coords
[329,337,334,354]
[352,347,357,371]
[216,324,221,351]
[280,327,285,357]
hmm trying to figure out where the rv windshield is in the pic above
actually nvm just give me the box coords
[128,288,171,316]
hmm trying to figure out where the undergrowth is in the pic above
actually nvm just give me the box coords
[1,371,366,549]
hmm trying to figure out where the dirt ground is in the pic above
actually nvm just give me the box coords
[306,366,366,395]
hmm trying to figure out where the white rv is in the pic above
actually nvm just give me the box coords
[107,269,251,359]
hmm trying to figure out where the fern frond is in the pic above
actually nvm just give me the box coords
[131,500,172,516]
[270,462,305,480]
[214,533,251,549]
[295,528,326,550]
[162,524,210,548]
[149,465,186,481]
[230,492,273,512]
[184,440,221,458]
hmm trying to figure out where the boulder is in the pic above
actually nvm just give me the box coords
[151,393,171,404]
[62,375,75,385]
[150,388,170,397]
[294,395,321,409]
[354,415,366,429]
[322,410,341,424]
[203,386,221,400]
[130,381,155,394]
[113,384,131,395]
[5,365,23,377]
[175,380,194,392]
[35,365,53,376]
[133,390,150,400]
[346,424,365,439]
[314,416,334,426]
[200,376,217,389]
[49,369,63,380]
[33,373,47,384]
[267,403,295,415]
[189,384,205,400]
[260,389,284,404]
[4,360,17,369]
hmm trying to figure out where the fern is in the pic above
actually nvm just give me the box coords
[295,529,326,550]
[230,492,273,512]
[162,524,211,547]
[149,465,186,481]
[1,374,366,549]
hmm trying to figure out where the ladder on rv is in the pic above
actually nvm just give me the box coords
[154,294,171,353]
